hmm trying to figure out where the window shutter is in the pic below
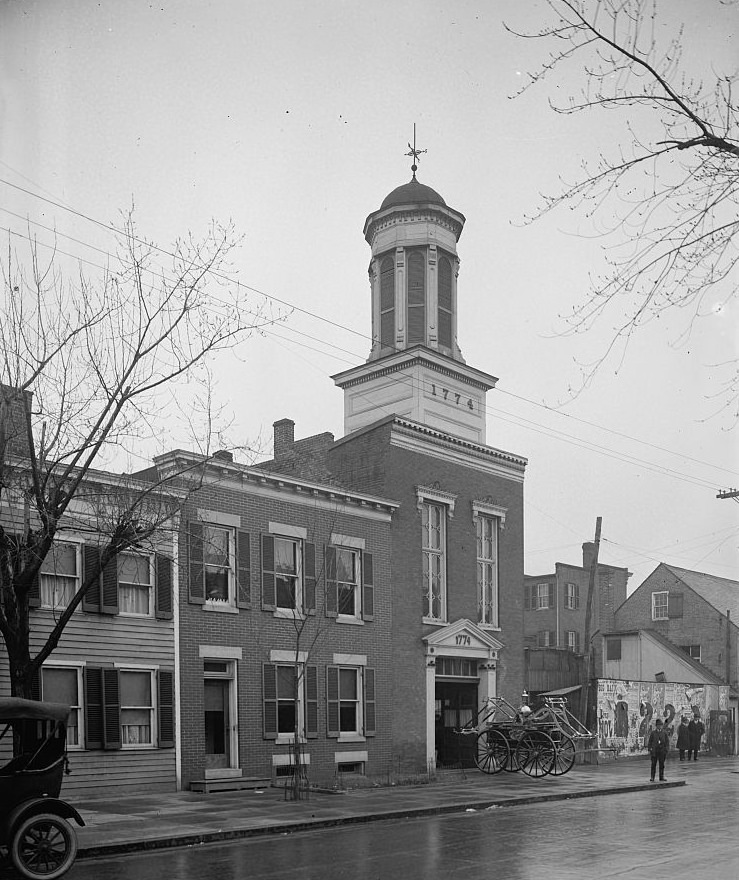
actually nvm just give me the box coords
[103,667,121,750]
[262,664,278,740]
[100,553,119,615]
[158,669,175,748]
[575,584,581,609]
[575,631,581,653]
[547,583,555,609]
[305,665,318,738]
[155,555,173,620]
[29,558,40,607]
[550,630,557,647]
[380,255,395,349]
[326,666,339,737]
[29,667,41,701]
[438,257,452,349]
[188,522,205,605]
[261,535,276,610]
[668,592,684,619]
[236,530,251,608]
[364,667,376,736]
[407,251,426,344]
[362,551,374,621]
[325,545,338,618]
[82,545,102,613]
[303,542,316,614]
[525,584,531,612]
[84,666,104,749]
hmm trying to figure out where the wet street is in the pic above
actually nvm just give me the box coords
[55,769,739,880]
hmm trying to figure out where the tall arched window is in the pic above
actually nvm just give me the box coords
[438,256,452,349]
[379,256,395,349]
[407,251,426,345]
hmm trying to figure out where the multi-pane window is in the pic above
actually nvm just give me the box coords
[41,666,81,746]
[536,583,551,609]
[681,644,701,663]
[39,542,79,610]
[120,670,154,747]
[336,547,360,618]
[203,525,233,603]
[118,552,153,616]
[538,630,556,648]
[652,591,668,620]
[275,537,300,610]
[567,630,580,652]
[327,665,376,739]
[422,502,446,621]
[276,665,298,735]
[565,582,579,610]
[337,668,359,734]
[476,515,498,626]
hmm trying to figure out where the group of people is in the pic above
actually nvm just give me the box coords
[648,712,705,782]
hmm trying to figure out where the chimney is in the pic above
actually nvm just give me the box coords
[274,419,295,459]
[582,542,596,572]
[212,449,233,463]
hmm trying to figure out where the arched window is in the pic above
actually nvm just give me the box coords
[407,251,425,345]
[379,256,395,349]
[438,256,452,349]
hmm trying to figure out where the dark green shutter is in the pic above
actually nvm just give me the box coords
[82,545,102,613]
[362,551,374,621]
[158,669,175,748]
[325,545,338,618]
[103,667,121,749]
[188,522,205,604]
[101,554,119,615]
[155,555,173,619]
[236,530,250,608]
[303,542,316,614]
[263,664,277,739]
[305,665,318,738]
[326,666,339,737]
[364,667,376,736]
[668,593,684,618]
[84,667,104,749]
[261,535,276,610]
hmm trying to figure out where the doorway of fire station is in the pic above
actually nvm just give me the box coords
[434,679,478,768]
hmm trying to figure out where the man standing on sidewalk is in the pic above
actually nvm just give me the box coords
[688,712,705,761]
[647,718,670,782]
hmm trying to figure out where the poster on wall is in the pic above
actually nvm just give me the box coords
[597,679,728,756]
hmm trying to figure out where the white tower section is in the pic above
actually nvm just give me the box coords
[333,177,497,444]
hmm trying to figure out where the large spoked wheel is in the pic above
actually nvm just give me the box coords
[516,730,556,778]
[10,813,79,880]
[474,728,510,774]
[550,735,576,776]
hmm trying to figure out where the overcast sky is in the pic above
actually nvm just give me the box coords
[2,0,738,591]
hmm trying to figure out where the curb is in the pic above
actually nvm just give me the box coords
[75,779,686,859]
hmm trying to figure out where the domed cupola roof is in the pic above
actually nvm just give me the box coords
[380,178,447,210]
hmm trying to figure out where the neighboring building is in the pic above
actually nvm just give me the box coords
[524,542,631,657]
[152,446,396,790]
[613,564,738,691]
[0,469,180,796]
[260,170,529,771]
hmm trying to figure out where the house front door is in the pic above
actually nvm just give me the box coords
[204,678,231,770]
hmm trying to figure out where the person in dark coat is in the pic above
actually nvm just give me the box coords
[688,712,705,761]
[647,718,670,782]
[676,716,690,761]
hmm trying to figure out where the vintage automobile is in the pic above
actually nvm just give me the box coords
[0,697,84,879]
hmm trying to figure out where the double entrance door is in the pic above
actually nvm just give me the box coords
[435,681,478,768]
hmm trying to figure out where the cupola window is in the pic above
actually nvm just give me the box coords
[407,250,426,345]
[438,255,452,349]
[380,256,395,349]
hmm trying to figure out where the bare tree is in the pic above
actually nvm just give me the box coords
[508,0,739,412]
[0,214,280,697]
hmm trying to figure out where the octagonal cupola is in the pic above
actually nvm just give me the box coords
[363,168,466,364]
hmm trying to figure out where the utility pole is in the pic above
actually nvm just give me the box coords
[580,516,602,726]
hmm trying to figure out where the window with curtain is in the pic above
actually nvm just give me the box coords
[120,670,153,746]
[42,666,81,746]
[40,542,79,610]
[118,552,153,615]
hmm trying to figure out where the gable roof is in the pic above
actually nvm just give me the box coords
[663,565,739,622]
[605,628,726,685]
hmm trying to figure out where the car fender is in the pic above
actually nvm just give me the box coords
[6,797,85,838]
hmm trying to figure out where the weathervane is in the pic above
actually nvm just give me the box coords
[405,124,427,179]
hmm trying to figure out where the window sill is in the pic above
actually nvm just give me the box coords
[422,617,447,627]
[204,602,239,614]
[479,623,501,631]
[337,734,366,743]
[273,608,305,621]
[336,616,364,626]
[275,735,307,746]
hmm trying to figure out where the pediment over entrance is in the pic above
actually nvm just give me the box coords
[424,618,504,661]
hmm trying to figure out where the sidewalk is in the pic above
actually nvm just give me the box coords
[70,755,739,859]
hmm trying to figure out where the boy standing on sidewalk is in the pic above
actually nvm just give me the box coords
[647,718,670,781]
